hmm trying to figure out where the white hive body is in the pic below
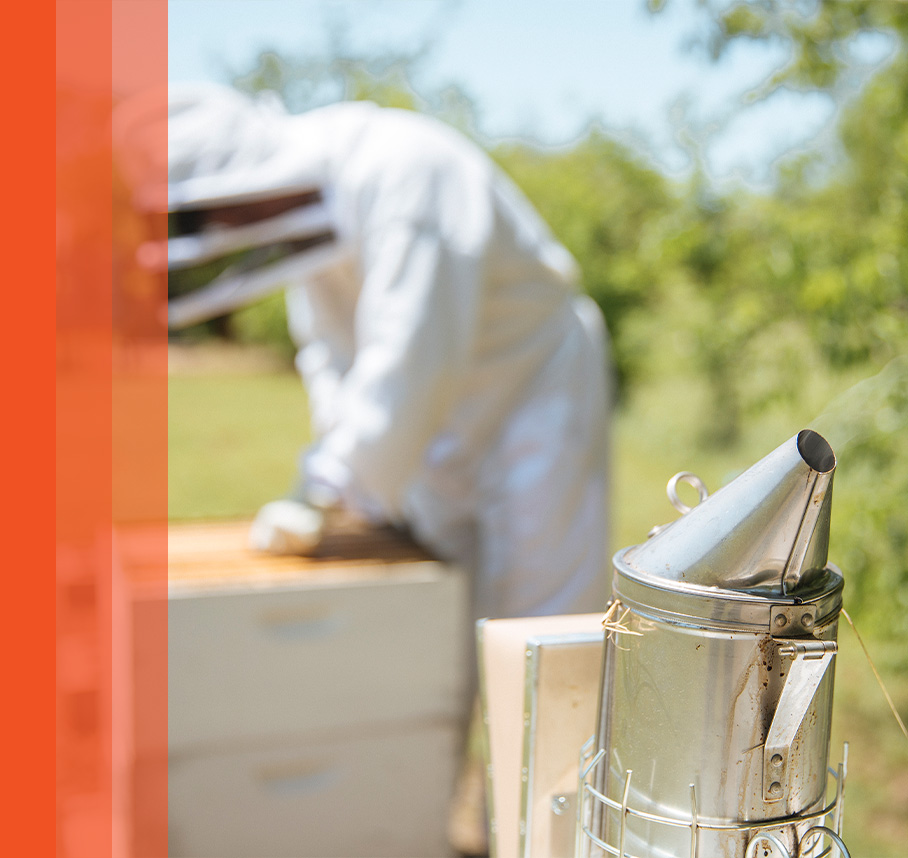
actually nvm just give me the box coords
[579,430,850,858]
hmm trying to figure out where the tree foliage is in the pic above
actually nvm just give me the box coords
[644,0,908,639]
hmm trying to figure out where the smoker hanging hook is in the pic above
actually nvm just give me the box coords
[666,471,709,514]
[647,472,710,538]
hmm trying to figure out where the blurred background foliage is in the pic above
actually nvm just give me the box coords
[167,6,908,848]
[170,1,908,648]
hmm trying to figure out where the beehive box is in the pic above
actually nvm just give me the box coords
[163,519,471,858]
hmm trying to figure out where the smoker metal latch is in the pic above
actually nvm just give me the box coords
[763,640,837,803]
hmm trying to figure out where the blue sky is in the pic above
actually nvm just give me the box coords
[168,0,894,185]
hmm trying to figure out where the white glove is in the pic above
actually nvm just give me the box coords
[249,500,325,555]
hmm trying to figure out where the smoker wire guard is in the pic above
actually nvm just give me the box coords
[575,733,849,858]
[575,555,850,858]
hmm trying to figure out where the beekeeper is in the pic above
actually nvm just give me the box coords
[121,82,611,620]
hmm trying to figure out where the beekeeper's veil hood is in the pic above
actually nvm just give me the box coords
[115,82,330,211]
[167,82,331,211]
[114,82,341,328]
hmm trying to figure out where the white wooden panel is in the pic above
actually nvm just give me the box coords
[477,614,603,858]
[167,723,460,858]
[169,563,469,749]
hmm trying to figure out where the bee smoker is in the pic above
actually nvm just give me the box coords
[578,430,850,858]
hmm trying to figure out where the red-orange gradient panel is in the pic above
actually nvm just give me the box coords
[57,1,168,856]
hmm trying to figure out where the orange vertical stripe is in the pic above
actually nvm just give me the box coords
[112,3,169,855]
[57,1,114,855]
[8,2,55,857]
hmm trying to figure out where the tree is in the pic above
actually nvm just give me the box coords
[649,0,908,638]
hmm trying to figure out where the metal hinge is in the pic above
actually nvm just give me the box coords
[763,639,837,803]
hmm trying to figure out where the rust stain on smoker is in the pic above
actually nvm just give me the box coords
[724,637,763,813]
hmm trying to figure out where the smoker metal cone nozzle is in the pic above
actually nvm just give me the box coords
[620,429,836,596]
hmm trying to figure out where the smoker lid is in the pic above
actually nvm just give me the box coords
[617,430,836,599]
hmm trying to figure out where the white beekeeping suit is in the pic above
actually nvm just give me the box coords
[156,83,612,619]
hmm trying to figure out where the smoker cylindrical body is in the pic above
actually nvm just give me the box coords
[590,567,842,858]
[582,431,848,858]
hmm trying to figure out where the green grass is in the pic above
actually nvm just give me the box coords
[168,350,908,856]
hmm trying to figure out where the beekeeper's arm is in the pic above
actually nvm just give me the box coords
[303,218,482,519]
